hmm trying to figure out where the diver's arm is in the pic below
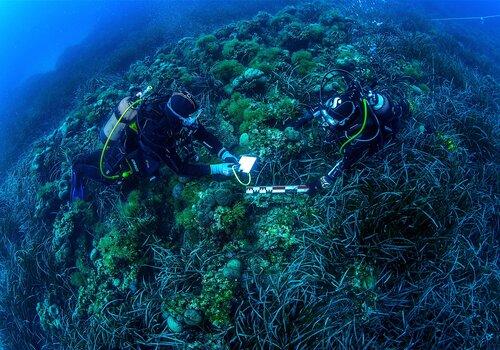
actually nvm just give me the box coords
[193,124,239,163]
[192,124,224,155]
[161,148,212,177]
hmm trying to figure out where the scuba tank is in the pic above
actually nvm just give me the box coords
[366,90,399,135]
[101,96,141,143]
[367,91,390,118]
[99,86,153,180]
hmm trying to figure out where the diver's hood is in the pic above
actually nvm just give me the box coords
[322,92,359,129]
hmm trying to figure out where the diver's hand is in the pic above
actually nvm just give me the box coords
[218,149,239,164]
[210,163,235,177]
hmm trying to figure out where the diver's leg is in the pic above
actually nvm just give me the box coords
[71,150,113,200]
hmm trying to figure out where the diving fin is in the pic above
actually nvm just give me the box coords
[70,170,85,201]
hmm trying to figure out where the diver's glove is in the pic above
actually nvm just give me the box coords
[218,148,239,164]
[210,163,235,177]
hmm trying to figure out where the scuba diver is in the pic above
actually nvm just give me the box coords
[71,88,239,200]
[294,69,410,194]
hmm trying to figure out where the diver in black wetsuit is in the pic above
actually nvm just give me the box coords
[71,90,238,200]
[293,70,410,194]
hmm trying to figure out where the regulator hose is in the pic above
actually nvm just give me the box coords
[339,99,368,154]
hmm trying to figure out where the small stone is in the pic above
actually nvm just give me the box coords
[90,248,99,261]
[183,309,202,326]
[239,133,250,147]
[167,315,183,333]
[172,183,184,199]
[411,85,423,94]
[48,304,59,317]
[129,281,138,293]
[223,259,242,279]
[58,190,69,200]
[178,176,189,184]
[112,278,121,287]
[284,127,301,141]
[226,258,242,270]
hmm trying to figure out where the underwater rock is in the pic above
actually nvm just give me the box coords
[57,180,69,200]
[214,188,236,207]
[335,44,367,68]
[172,183,184,199]
[129,281,138,293]
[284,127,301,141]
[90,248,99,261]
[183,309,203,326]
[239,132,250,147]
[230,68,267,94]
[167,315,183,333]
[222,258,242,279]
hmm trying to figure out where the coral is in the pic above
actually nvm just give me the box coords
[97,228,141,275]
[193,269,236,327]
[280,22,308,51]
[35,181,61,218]
[319,9,344,26]
[280,22,325,51]
[256,207,299,252]
[52,201,95,266]
[220,90,300,133]
[302,23,325,43]
[219,92,252,126]
[399,59,425,80]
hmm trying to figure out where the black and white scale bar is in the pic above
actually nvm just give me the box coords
[245,185,309,194]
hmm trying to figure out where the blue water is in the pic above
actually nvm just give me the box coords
[1,0,497,99]
[0,1,103,96]
[0,0,497,172]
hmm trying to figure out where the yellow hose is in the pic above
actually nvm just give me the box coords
[232,165,251,186]
[339,99,368,154]
[99,99,142,180]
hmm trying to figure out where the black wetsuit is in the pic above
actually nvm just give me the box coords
[72,96,225,192]
[295,89,407,189]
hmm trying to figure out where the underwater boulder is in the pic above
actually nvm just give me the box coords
[183,308,203,326]
[230,68,267,94]
[239,132,250,147]
[167,315,183,333]
[222,258,242,279]
[172,183,184,199]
